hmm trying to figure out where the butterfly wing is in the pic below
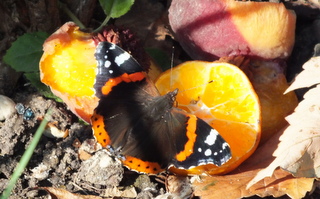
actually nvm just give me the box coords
[168,109,231,169]
[92,42,173,173]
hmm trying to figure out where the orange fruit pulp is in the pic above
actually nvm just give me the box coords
[155,61,261,175]
[40,22,98,123]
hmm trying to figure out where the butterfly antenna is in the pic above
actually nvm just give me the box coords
[170,46,175,90]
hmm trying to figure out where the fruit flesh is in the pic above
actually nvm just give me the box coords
[40,22,98,123]
[228,1,296,59]
[41,38,96,96]
[219,56,299,143]
[155,61,261,175]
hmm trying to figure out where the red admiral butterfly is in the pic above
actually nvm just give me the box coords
[91,42,231,174]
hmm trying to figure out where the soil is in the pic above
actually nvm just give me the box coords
[0,0,319,198]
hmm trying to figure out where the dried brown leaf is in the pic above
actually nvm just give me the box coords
[285,57,320,93]
[103,186,137,198]
[193,169,314,199]
[38,187,104,199]
[248,75,320,188]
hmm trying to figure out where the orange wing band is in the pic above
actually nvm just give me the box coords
[91,112,111,147]
[175,114,198,162]
[122,156,164,174]
[101,72,146,95]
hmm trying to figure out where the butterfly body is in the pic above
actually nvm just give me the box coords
[91,42,231,174]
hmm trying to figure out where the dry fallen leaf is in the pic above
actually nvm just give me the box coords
[248,56,320,188]
[248,85,320,188]
[37,187,104,199]
[193,127,315,199]
[103,186,137,198]
[282,85,320,177]
[193,169,314,199]
[285,56,320,94]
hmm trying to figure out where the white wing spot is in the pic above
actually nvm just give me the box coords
[198,148,202,153]
[109,70,113,74]
[109,43,116,49]
[115,53,130,66]
[222,142,229,149]
[204,129,218,146]
[214,152,218,156]
[204,149,212,156]
[104,60,111,68]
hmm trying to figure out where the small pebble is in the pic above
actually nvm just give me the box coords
[31,163,50,180]
[43,123,69,138]
[0,95,16,121]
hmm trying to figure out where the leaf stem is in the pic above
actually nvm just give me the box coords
[59,1,86,29]
[93,15,111,33]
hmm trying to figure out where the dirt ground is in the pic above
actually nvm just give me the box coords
[0,88,170,198]
[0,0,320,198]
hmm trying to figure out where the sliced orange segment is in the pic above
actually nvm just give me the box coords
[155,61,261,175]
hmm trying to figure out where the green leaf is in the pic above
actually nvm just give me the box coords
[3,32,49,73]
[99,0,134,18]
[24,73,62,102]
[4,32,61,102]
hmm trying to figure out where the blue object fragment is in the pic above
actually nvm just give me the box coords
[15,103,34,120]
[23,107,34,120]
[15,103,25,115]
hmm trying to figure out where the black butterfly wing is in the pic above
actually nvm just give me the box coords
[94,42,148,99]
[92,42,174,173]
[92,41,146,148]
[168,109,232,169]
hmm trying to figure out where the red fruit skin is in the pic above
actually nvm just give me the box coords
[169,0,296,61]
[169,0,248,61]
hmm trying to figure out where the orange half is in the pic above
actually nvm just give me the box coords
[155,61,261,175]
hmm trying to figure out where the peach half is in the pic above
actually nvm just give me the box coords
[169,0,296,60]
